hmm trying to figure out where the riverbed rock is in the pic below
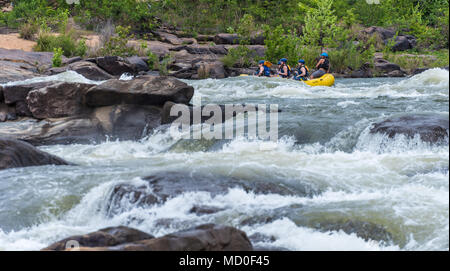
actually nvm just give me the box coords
[26,82,95,119]
[0,103,16,122]
[374,58,402,73]
[2,82,55,116]
[106,172,298,215]
[85,76,194,107]
[0,60,38,84]
[370,113,449,143]
[314,220,394,243]
[68,224,252,251]
[42,226,154,251]
[0,117,105,145]
[95,56,134,76]
[214,33,240,45]
[0,48,66,68]
[194,61,226,79]
[125,56,149,73]
[154,30,184,45]
[91,104,162,140]
[0,137,70,170]
[68,61,113,81]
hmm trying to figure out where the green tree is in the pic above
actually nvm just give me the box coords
[301,0,347,49]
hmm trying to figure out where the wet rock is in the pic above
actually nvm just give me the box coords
[171,44,228,55]
[26,82,95,119]
[225,67,257,77]
[2,82,56,116]
[2,82,55,106]
[314,220,394,243]
[96,56,134,76]
[42,226,154,251]
[68,61,113,81]
[91,224,252,251]
[0,137,70,170]
[107,172,298,213]
[0,86,3,103]
[0,103,16,122]
[91,104,162,141]
[0,117,105,146]
[189,205,225,216]
[411,67,429,75]
[370,113,449,143]
[85,76,194,107]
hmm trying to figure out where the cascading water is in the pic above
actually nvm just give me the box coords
[0,69,448,251]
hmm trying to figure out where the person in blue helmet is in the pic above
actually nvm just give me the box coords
[294,59,309,81]
[255,60,271,77]
[310,52,330,79]
[278,58,291,78]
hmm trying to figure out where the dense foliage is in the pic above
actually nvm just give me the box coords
[0,0,448,69]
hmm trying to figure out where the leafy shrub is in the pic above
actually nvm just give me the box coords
[221,45,255,68]
[147,50,159,70]
[19,22,39,40]
[100,25,137,57]
[35,31,87,57]
[264,25,300,67]
[52,47,63,67]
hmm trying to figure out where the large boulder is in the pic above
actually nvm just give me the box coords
[364,26,396,40]
[114,224,252,251]
[195,61,227,79]
[0,137,70,170]
[391,35,416,51]
[106,172,299,216]
[0,60,38,84]
[26,82,95,119]
[91,104,162,140]
[0,117,105,146]
[370,113,449,143]
[42,226,154,251]
[95,56,134,76]
[214,33,240,45]
[374,58,402,73]
[68,61,113,81]
[59,224,253,251]
[0,48,66,68]
[125,56,149,73]
[85,76,194,107]
[2,82,55,116]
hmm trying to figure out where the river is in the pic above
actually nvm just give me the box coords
[0,69,448,250]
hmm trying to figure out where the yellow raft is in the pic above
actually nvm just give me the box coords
[302,74,335,87]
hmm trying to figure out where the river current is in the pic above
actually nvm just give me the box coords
[0,69,448,250]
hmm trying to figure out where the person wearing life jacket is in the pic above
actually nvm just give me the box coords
[294,59,309,81]
[310,52,330,79]
[278,58,291,78]
[255,60,271,77]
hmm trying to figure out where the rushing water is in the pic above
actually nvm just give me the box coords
[0,69,448,251]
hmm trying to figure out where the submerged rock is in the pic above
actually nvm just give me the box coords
[106,172,299,216]
[42,226,154,251]
[370,113,449,143]
[85,76,194,107]
[0,137,70,170]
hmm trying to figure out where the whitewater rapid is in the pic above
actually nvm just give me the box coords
[0,69,448,251]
